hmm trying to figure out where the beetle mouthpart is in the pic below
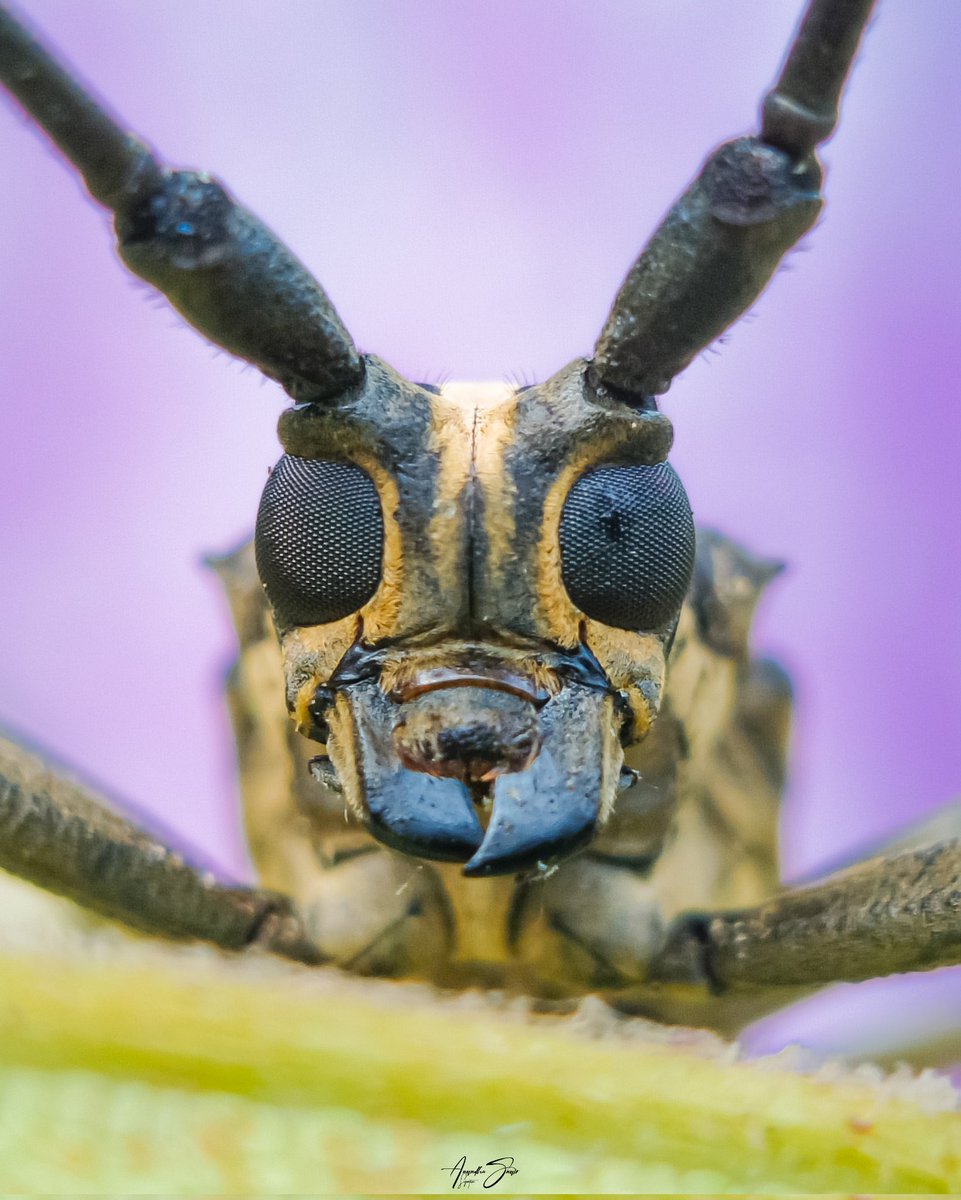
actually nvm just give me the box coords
[392,687,541,783]
[325,678,621,872]
[394,666,552,707]
[328,680,485,861]
[307,755,342,793]
[462,684,622,877]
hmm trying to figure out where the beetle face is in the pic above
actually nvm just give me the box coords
[255,356,694,874]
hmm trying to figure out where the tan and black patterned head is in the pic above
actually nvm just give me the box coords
[256,355,695,876]
[0,0,867,881]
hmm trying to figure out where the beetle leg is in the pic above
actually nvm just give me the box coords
[652,834,961,998]
[592,0,876,397]
[0,5,363,402]
[0,733,323,964]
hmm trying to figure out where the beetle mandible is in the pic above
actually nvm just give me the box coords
[1,1,960,1043]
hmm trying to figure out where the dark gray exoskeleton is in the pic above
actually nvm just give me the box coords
[2,0,960,1034]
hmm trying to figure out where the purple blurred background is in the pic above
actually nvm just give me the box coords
[1,1,959,1061]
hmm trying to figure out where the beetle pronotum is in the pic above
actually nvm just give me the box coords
[0,1,960,1056]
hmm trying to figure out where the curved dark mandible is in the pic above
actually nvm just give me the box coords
[0,4,364,402]
[592,0,877,399]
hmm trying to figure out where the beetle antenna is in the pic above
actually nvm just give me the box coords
[762,0,876,156]
[591,0,876,399]
[0,4,364,402]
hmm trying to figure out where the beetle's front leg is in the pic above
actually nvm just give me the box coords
[510,851,807,1034]
[0,734,323,964]
[653,834,961,1003]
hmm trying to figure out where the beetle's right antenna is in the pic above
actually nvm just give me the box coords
[0,4,364,402]
[592,0,877,399]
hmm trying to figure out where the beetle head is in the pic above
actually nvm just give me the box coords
[256,356,694,875]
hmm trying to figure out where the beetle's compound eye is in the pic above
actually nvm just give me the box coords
[559,462,695,631]
[255,455,384,628]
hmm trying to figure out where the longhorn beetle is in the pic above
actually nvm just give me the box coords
[1,1,960,1039]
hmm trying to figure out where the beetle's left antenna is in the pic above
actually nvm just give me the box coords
[592,0,876,398]
[0,4,364,402]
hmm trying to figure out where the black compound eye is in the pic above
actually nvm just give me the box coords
[559,462,695,631]
[255,455,384,628]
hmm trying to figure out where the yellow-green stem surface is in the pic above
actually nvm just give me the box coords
[0,882,958,1193]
